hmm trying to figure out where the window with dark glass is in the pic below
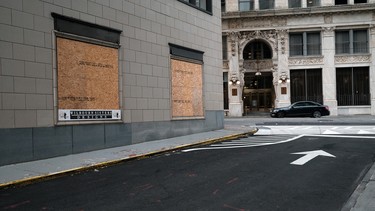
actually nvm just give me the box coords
[354,0,367,3]
[259,0,274,10]
[289,0,301,8]
[335,0,347,5]
[335,29,368,54]
[239,0,254,11]
[222,36,228,60]
[223,72,229,109]
[290,32,321,56]
[307,0,320,7]
[336,67,370,106]
[221,0,226,12]
[179,0,212,13]
[243,40,272,60]
[290,69,323,104]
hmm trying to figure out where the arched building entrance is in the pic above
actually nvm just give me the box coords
[242,39,275,115]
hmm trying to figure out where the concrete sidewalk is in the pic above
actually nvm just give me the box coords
[0,128,256,188]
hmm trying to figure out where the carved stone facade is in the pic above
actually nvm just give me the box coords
[223,1,375,116]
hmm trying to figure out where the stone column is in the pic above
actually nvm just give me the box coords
[275,29,290,108]
[227,31,243,117]
[226,0,239,12]
[370,25,375,115]
[322,26,338,116]
[275,0,287,9]
[321,0,333,6]
[302,0,307,8]
[254,0,259,10]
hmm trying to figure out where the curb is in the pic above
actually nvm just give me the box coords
[341,161,375,211]
[0,128,258,189]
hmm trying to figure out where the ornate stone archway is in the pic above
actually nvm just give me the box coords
[225,29,288,116]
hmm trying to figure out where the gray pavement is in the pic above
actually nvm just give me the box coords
[0,128,255,188]
[1,114,375,210]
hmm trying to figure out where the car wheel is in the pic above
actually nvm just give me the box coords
[313,111,321,118]
[277,112,285,118]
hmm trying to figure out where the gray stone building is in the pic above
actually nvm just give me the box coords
[222,0,375,117]
[0,0,223,165]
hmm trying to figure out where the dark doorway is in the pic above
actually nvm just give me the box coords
[243,72,273,114]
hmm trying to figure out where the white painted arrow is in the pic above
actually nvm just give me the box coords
[290,150,335,165]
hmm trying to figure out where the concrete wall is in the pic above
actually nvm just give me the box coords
[0,0,224,165]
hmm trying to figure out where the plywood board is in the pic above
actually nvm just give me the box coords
[57,37,119,109]
[171,59,203,118]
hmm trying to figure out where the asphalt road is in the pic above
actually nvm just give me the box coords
[1,135,375,211]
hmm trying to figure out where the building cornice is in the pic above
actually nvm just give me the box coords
[222,4,375,19]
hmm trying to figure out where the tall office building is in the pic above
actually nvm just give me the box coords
[0,0,223,165]
[222,0,375,116]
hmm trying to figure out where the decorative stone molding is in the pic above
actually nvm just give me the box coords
[223,60,229,69]
[322,26,335,36]
[289,56,324,65]
[243,59,274,70]
[335,55,371,64]
[272,18,287,27]
[242,18,271,28]
[370,24,375,35]
[324,14,333,24]
[222,4,375,20]
[226,31,240,56]
[272,64,279,85]
[229,17,287,30]
[238,30,278,57]
[229,19,242,29]
[277,29,288,54]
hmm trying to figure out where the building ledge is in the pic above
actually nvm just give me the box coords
[222,4,375,19]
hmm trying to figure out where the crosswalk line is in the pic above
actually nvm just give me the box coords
[357,130,373,134]
[322,130,341,134]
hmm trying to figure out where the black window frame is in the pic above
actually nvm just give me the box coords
[289,32,321,57]
[259,0,275,10]
[336,67,370,106]
[290,69,323,104]
[335,0,348,5]
[354,0,367,3]
[223,72,229,110]
[222,35,228,60]
[239,0,254,11]
[178,0,213,14]
[243,40,272,60]
[335,29,369,55]
[289,0,302,8]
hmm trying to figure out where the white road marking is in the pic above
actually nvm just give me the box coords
[182,135,305,152]
[254,126,375,135]
[357,130,374,134]
[322,130,341,134]
[290,150,335,165]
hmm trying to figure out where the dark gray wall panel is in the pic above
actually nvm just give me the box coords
[131,122,158,144]
[154,121,174,139]
[0,128,33,165]
[33,126,73,159]
[217,111,225,128]
[105,123,132,147]
[72,124,105,153]
[171,120,192,137]
[0,111,224,165]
